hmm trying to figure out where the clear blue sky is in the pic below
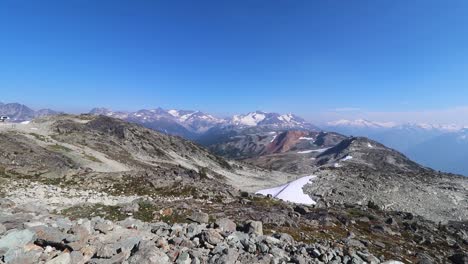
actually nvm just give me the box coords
[1,0,468,121]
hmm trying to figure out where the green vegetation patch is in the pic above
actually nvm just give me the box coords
[29,133,48,142]
[84,153,102,163]
[48,143,72,152]
[60,204,127,221]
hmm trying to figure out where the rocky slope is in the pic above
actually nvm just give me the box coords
[207,126,468,225]
[0,115,467,263]
[245,131,347,174]
[0,115,294,192]
[301,137,468,224]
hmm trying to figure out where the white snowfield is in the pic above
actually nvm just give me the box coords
[256,175,316,205]
[342,155,353,161]
[232,112,266,126]
[297,148,329,154]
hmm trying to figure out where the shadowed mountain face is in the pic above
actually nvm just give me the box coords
[0,103,59,122]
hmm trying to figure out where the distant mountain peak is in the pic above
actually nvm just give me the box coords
[229,111,315,130]
[231,111,267,126]
[0,102,59,122]
[327,119,396,128]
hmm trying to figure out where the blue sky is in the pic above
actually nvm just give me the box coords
[1,0,468,123]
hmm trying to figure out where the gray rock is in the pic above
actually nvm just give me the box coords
[129,241,171,264]
[54,218,73,233]
[121,203,140,214]
[215,248,240,264]
[215,218,236,232]
[201,229,224,245]
[115,236,140,255]
[187,223,205,238]
[244,220,263,236]
[45,252,71,264]
[188,212,209,224]
[0,229,36,252]
[0,224,5,235]
[30,226,66,245]
[70,251,85,264]
[273,233,294,244]
[175,251,191,264]
[94,222,113,234]
[5,247,42,264]
[96,243,115,258]
[0,198,16,209]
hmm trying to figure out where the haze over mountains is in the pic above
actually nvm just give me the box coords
[89,107,318,140]
[2,102,468,176]
[325,119,468,176]
[0,102,60,122]
[1,103,468,262]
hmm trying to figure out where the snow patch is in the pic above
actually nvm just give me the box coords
[232,112,266,126]
[297,148,329,154]
[270,135,277,143]
[299,137,314,141]
[167,109,179,117]
[367,143,373,148]
[20,121,30,125]
[256,176,316,205]
[342,155,353,161]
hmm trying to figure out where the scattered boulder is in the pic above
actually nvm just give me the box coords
[201,229,224,245]
[188,212,209,224]
[0,229,36,252]
[244,220,263,236]
[128,241,170,264]
[45,252,71,264]
[215,218,236,232]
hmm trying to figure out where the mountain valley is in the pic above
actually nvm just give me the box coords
[0,113,466,263]
[0,104,467,263]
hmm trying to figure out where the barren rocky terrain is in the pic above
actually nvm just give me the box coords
[0,115,467,263]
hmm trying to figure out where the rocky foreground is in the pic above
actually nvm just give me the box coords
[0,197,409,264]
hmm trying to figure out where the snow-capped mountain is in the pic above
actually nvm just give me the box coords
[90,108,318,138]
[230,111,317,130]
[167,110,225,133]
[327,119,396,129]
[327,119,465,132]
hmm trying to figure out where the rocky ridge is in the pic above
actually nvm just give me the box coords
[1,115,468,263]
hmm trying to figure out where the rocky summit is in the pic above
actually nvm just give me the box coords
[0,115,467,263]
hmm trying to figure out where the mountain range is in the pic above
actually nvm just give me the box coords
[325,119,468,175]
[0,109,467,262]
[89,107,317,140]
[0,102,60,122]
[3,102,468,176]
